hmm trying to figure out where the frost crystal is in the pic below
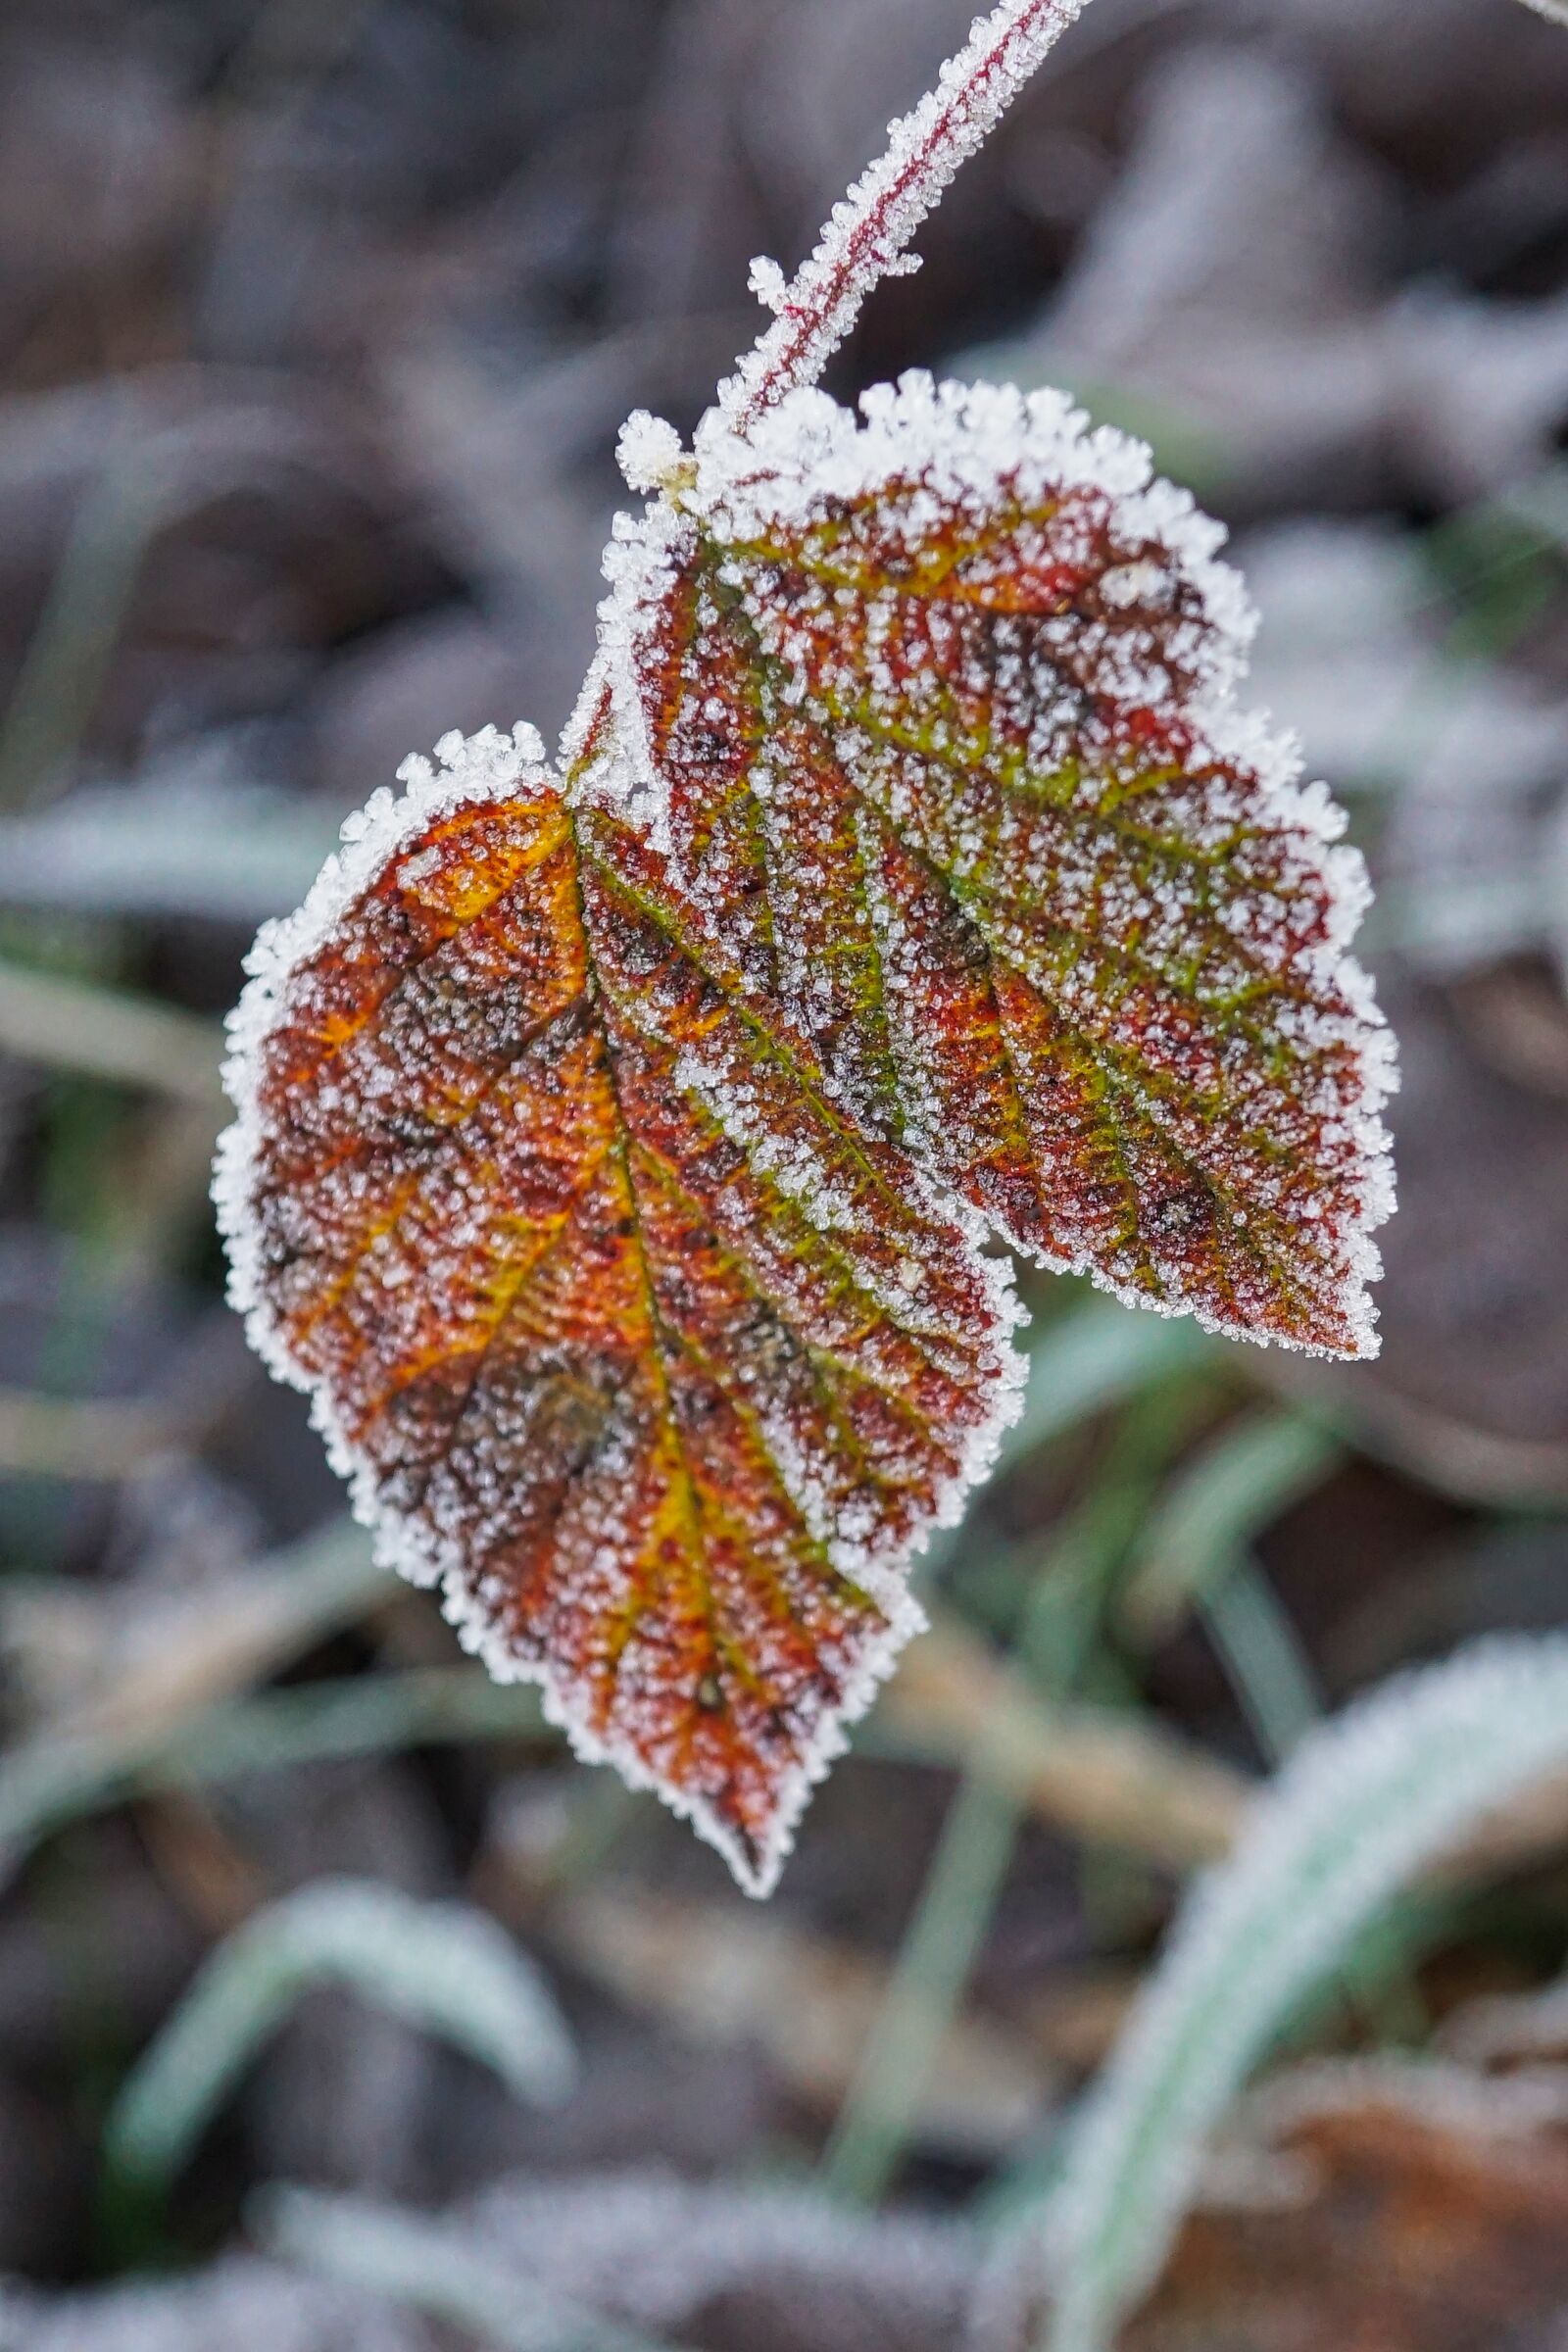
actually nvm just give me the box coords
[615,411,684,495]
[747,256,790,315]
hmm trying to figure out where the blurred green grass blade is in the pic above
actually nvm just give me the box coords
[822,1383,1209,2207]
[259,2186,689,2352]
[0,457,182,814]
[819,1761,1023,2208]
[1120,1409,1339,1645]
[0,1668,544,1882]
[1200,1559,1322,1764]
[1028,1635,1568,2352]
[1010,1301,1215,1463]
[104,1881,577,2196]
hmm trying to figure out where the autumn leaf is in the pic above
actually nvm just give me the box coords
[599,376,1395,1359]
[216,729,1023,1892]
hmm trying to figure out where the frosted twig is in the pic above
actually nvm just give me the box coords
[718,0,1089,432]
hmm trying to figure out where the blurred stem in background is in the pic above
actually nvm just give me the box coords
[820,1376,1216,2205]
[0,446,200,817]
[1120,1409,1339,1762]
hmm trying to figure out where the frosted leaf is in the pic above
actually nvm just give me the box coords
[215,728,1024,1894]
[218,0,1400,1894]
[602,374,1396,1359]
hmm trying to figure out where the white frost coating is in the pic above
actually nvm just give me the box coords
[1014,1636,1568,2352]
[747,255,790,315]
[591,496,695,825]
[600,374,1259,814]
[489,1563,934,1902]
[695,375,1252,677]
[449,1192,1024,1900]
[665,1024,1031,1400]
[214,721,548,1375]
[214,719,549,1356]
[718,0,1089,430]
[560,648,612,781]
[215,724,1028,1902]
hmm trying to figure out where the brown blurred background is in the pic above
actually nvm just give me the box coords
[2,0,1568,2345]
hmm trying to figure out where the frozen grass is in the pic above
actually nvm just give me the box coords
[105,1881,577,2199]
[822,1378,1213,2205]
[1029,1637,1568,2352]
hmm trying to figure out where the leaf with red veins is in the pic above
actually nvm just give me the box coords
[603,374,1396,1359]
[216,726,1024,1893]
